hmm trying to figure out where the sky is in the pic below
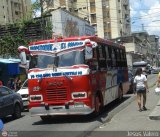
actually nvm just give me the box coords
[130,0,160,36]
[31,0,41,17]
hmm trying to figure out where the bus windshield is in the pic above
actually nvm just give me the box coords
[29,50,84,69]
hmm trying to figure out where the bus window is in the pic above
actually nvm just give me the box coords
[87,47,98,71]
[120,49,127,67]
[111,48,116,67]
[93,48,97,59]
[107,46,112,68]
[97,44,107,70]
[119,49,123,67]
[116,49,121,67]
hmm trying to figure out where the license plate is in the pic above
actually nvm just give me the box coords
[74,103,84,108]
[23,101,29,106]
[74,105,84,108]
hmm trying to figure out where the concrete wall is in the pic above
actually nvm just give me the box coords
[51,9,95,37]
[47,0,131,39]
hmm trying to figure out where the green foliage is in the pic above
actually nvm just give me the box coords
[32,0,41,11]
[0,0,53,58]
[0,33,29,58]
[0,18,52,58]
[44,19,53,39]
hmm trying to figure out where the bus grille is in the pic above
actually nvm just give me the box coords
[46,88,67,101]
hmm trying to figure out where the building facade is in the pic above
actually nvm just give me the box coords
[0,0,31,25]
[51,8,95,37]
[44,0,131,39]
[114,32,159,67]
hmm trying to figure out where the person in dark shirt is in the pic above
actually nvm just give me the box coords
[7,78,15,90]
[14,77,22,91]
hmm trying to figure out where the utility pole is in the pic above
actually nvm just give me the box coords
[142,24,144,31]
[86,0,90,23]
[40,0,44,39]
[40,0,44,16]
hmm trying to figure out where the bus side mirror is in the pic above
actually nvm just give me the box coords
[85,46,93,60]
[84,39,97,60]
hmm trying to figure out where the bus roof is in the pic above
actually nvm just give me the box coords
[29,36,125,49]
[28,36,126,55]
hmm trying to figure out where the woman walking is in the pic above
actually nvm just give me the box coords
[134,68,149,112]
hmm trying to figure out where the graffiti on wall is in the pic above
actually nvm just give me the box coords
[64,19,79,37]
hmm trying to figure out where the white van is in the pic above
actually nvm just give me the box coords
[17,79,28,109]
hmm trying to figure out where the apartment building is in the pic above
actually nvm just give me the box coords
[44,0,131,39]
[0,0,31,25]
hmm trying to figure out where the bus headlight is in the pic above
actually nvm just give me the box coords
[71,92,87,99]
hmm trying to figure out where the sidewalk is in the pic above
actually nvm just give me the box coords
[88,80,160,133]
[149,98,160,120]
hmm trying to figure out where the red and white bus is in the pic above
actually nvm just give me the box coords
[18,36,129,121]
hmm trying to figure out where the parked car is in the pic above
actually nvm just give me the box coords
[17,79,28,110]
[128,71,134,94]
[151,68,160,74]
[0,86,23,119]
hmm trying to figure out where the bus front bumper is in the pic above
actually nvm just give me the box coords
[30,105,94,116]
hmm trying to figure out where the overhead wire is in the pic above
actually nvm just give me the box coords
[49,0,160,23]
[42,0,160,30]
[36,0,160,22]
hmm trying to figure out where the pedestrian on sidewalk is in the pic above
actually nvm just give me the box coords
[134,67,149,112]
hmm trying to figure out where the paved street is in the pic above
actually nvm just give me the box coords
[2,95,134,137]
[1,74,158,137]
